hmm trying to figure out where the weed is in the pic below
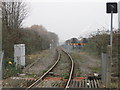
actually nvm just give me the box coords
[43,70,48,73]
[63,73,69,79]
[88,66,101,73]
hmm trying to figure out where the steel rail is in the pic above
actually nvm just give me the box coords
[62,49,74,90]
[26,50,61,90]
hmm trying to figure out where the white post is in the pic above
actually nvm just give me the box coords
[50,44,51,49]
[52,40,53,48]
[14,44,25,68]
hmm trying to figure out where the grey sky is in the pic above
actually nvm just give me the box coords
[24,0,119,42]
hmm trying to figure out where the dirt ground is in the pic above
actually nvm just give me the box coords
[48,49,71,78]
[2,48,101,88]
[69,49,101,77]
[23,49,57,76]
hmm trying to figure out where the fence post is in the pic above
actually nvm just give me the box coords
[101,53,107,87]
[0,51,3,90]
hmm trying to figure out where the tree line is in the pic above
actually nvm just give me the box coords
[2,1,59,66]
[82,29,119,57]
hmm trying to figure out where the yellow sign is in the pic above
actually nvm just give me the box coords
[8,61,12,64]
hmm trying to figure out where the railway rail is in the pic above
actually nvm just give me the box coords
[26,48,74,90]
[62,50,74,90]
[3,48,104,89]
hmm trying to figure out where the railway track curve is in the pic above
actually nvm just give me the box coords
[26,48,74,90]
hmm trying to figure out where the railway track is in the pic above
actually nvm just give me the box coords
[26,48,74,90]
[62,49,74,90]
[31,79,103,88]
[2,49,104,90]
[3,48,104,89]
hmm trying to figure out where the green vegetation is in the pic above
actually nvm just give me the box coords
[70,53,85,63]
[81,30,119,57]
[3,63,22,79]
[2,2,59,78]
[81,30,119,69]
[43,70,48,73]
[25,50,50,65]
[88,66,101,73]
[63,73,69,79]
[81,30,119,88]
[3,26,58,78]
[21,74,36,78]
[110,83,118,88]
[81,30,119,70]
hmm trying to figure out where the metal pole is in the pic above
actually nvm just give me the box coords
[110,10,113,47]
[109,9,113,90]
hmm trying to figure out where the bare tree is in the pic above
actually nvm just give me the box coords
[2,1,29,30]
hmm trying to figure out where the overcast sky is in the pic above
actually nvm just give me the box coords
[24,0,119,42]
